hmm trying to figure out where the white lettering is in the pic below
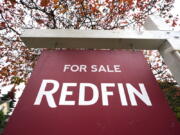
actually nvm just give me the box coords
[101,83,114,106]
[64,65,87,72]
[91,65,97,72]
[126,83,152,106]
[80,65,87,72]
[118,83,128,106]
[114,65,121,72]
[79,83,99,105]
[106,65,113,72]
[34,81,152,107]
[71,65,79,72]
[34,80,59,108]
[63,65,71,72]
[59,83,76,105]
[98,65,107,72]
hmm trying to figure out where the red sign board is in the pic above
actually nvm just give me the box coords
[3,50,180,135]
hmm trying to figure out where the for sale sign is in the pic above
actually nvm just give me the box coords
[3,50,180,135]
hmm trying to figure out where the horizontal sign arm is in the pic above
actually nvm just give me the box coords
[21,29,180,50]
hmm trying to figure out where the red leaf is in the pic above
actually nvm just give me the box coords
[11,71,17,76]
[40,0,50,7]
[0,22,6,28]
[165,20,170,23]
[5,0,16,7]
[36,19,44,24]
[53,0,59,5]
[172,20,177,27]
[8,88,16,99]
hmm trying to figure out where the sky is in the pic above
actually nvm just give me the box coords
[172,0,180,30]
[173,0,180,14]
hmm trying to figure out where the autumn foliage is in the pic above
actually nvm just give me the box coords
[0,0,177,35]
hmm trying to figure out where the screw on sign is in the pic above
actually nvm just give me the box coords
[2,50,180,135]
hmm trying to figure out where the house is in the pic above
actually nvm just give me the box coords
[0,100,10,115]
